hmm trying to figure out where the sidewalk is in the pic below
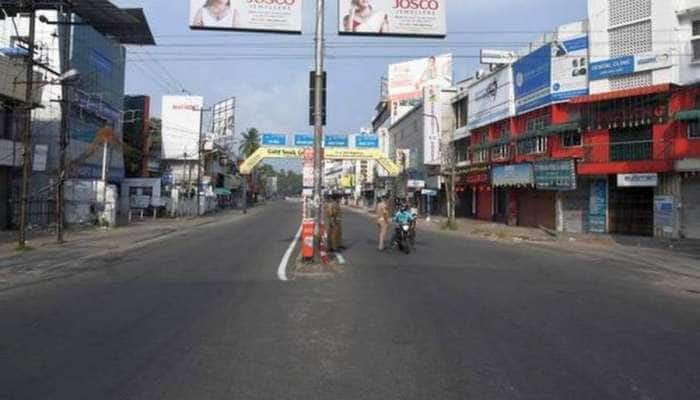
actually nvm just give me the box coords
[0,207,258,290]
[345,205,700,278]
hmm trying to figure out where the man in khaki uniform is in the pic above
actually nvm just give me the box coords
[376,196,390,251]
[325,195,343,252]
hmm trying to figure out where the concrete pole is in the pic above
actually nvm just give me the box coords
[312,0,325,262]
[57,7,71,244]
[18,6,36,249]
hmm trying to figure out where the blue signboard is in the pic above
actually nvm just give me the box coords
[534,159,577,191]
[294,133,314,147]
[590,56,635,80]
[262,133,287,146]
[355,135,379,148]
[492,164,534,187]
[551,36,590,101]
[324,135,349,148]
[589,179,608,233]
[513,44,552,115]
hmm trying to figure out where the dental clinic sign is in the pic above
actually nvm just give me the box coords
[590,53,672,80]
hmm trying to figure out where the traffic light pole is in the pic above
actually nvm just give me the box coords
[312,0,325,262]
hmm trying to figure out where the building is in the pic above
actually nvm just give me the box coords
[389,86,456,214]
[123,95,151,178]
[446,0,700,239]
[0,2,154,228]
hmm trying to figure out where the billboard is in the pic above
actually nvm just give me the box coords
[467,66,515,131]
[388,54,453,122]
[338,0,446,37]
[212,97,235,138]
[423,85,442,165]
[190,0,303,34]
[589,53,671,81]
[513,34,589,115]
[161,96,203,160]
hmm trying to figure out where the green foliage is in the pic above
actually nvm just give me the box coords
[239,128,261,158]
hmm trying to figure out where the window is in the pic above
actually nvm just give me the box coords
[454,98,468,129]
[472,149,489,164]
[525,114,550,132]
[689,121,700,139]
[562,131,582,147]
[692,21,700,62]
[491,144,510,161]
[518,137,548,155]
[496,121,511,140]
[610,126,652,160]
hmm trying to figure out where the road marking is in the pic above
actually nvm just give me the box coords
[335,253,346,265]
[278,225,302,282]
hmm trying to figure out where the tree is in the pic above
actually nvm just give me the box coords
[239,127,260,158]
[441,140,458,230]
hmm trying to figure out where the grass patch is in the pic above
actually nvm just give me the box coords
[15,245,34,252]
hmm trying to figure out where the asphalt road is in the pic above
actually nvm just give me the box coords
[1,201,699,399]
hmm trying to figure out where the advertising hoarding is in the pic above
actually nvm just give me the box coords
[161,95,203,160]
[190,0,303,34]
[338,0,446,38]
[513,34,589,115]
[589,179,607,233]
[388,54,453,122]
[480,49,518,65]
[423,85,442,165]
[467,66,515,131]
[212,97,236,138]
[533,159,576,191]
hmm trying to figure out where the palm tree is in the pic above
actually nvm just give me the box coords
[239,128,260,158]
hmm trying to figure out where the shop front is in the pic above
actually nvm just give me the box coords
[609,173,657,236]
[491,164,535,227]
[465,169,491,221]
[533,159,579,232]
[676,159,700,239]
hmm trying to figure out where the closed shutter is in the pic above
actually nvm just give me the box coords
[476,189,492,221]
[682,177,700,239]
[518,190,556,229]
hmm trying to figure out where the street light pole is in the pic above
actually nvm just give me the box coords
[18,5,36,249]
[312,0,325,262]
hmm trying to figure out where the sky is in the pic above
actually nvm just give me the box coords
[114,0,589,139]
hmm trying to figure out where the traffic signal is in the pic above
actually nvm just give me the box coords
[309,70,326,126]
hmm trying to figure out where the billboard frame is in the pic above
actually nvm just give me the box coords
[336,0,446,39]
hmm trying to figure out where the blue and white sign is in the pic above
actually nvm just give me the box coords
[294,133,314,147]
[355,135,379,149]
[551,35,589,101]
[324,135,349,148]
[491,164,534,187]
[514,44,552,115]
[261,133,287,146]
[467,66,515,130]
[590,53,672,81]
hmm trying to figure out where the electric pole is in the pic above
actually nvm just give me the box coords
[196,106,210,216]
[312,0,325,262]
[18,4,36,249]
[57,6,71,244]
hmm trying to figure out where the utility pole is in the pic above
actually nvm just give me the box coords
[57,6,71,244]
[18,4,36,249]
[196,106,210,216]
[312,0,325,262]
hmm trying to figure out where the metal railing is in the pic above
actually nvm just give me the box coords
[583,138,674,164]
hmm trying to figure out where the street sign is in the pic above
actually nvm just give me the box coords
[407,180,426,189]
[324,135,349,147]
[261,133,287,146]
[355,135,379,148]
[421,189,438,196]
[295,133,314,147]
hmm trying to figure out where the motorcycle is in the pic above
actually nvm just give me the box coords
[394,222,412,254]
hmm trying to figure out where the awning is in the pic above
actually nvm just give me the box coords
[675,109,700,122]
[570,84,671,104]
[545,122,581,134]
[0,0,155,45]
[517,129,550,141]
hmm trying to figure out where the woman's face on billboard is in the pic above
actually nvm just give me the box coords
[353,0,370,8]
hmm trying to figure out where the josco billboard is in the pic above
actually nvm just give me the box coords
[338,0,447,37]
[190,0,303,34]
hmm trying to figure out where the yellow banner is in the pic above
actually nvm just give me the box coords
[240,147,400,177]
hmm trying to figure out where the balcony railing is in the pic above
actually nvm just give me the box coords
[583,139,674,164]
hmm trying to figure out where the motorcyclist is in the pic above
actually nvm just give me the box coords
[391,203,416,249]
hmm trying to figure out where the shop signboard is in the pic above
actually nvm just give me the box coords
[189,0,304,34]
[590,53,671,81]
[534,159,576,191]
[338,0,447,38]
[617,173,658,188]
[589,179,608,233]
[491,164,533,187]
[423,85,442,165]
[421,189,438,196]
[467,65,515,130]
[407,180,426,189]
[654,195,676,235]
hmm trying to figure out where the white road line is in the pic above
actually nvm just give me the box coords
[335,253,346,265]
[278,225,302,282]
